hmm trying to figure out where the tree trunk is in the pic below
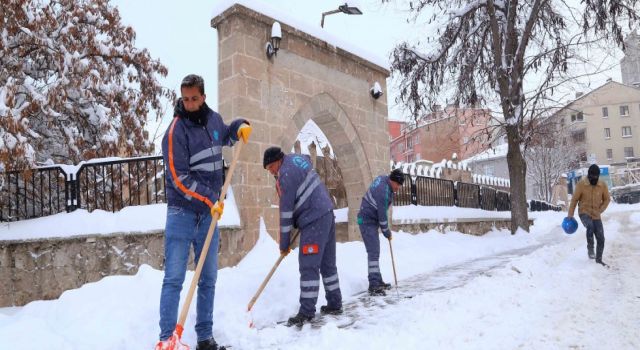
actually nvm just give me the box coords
[506,125,530,234]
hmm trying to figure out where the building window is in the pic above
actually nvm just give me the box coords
[463,136,469,144]
[602,107,608,118]
[407,136,414,148]
[624,147,634,158]
[620,105,630,116]
[606,149,613,160]
[622,126,632,137]
[414,134,420,145]
[416,153,421,160]
[560,117,566,126]
[572,130,586,142]
[604,128,611,139]
[571,112,584,122]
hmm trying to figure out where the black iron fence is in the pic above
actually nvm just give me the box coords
[0,166,69,221]
[1,158,561,222]
[74,156,165,213]
[393,173,559,212]
[0,156,167,222]
[529,199,562,212]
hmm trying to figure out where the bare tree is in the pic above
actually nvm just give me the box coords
[525,126,582,202]
[0,0,174,171]
[388,0,639,233]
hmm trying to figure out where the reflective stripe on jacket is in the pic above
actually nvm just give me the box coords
[162,107,245,214]
[277,154,334,251]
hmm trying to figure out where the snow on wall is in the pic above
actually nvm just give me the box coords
[210,0,389,70]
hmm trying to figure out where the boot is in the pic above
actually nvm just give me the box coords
[287,313,314,327]
[368,285,386,296]
[588,250,595,259]
[196,338,225,350]
[320,305,343,315]
[595,258,607,267]
[381,282,392,290]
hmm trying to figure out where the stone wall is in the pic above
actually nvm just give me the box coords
[0,227,241,307]
[392,218,534,236]
[0,218,528,307]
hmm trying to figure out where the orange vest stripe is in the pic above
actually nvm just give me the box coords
[168,117,214,208]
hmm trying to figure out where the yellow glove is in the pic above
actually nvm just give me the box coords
[210,201,224,218]
[237,123,252,144]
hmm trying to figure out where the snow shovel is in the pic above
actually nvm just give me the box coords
[166,142,244,350]
[388,238,400,298]
[247,229,300,313]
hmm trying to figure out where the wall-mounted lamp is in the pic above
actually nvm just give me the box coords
[266,21,282,59]
[370,81,383,99]
[321,1,363,28]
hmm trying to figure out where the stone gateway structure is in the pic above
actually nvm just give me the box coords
[0,3,392,307]
[211,3,391,264]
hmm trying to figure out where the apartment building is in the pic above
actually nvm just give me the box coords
[388,120,405,141]
[389,107,491,163]
[550,81,640,165]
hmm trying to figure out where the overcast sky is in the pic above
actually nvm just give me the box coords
[111,0,419,145]
[111,0,625,148]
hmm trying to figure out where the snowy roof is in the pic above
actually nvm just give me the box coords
[463,143,509,163]
[210,0,389,70]
[554,80,640,115]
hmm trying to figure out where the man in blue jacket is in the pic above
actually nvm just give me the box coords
[263,146,343,327]
[357,169,404,296]
[156,74,251,350]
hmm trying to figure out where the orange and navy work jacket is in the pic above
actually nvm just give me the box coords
[161,104,246,214]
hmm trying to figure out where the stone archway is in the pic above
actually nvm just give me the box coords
[279,93,373,241]
[212,4,390,266]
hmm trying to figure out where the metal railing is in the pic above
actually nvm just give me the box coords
[0,156,167,222]
[392,173,559,212]
[529,199,562,212]
[73,156,165,213]
[1,156,561,222]
[455,182,480,208]
[0,166,69,221]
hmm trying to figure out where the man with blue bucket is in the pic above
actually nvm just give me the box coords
[565,164,611,266]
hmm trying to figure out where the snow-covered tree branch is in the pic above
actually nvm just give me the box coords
[0,0,175,171]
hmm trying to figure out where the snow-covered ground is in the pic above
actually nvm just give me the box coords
[1,204,639,349]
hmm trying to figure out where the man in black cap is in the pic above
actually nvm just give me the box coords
[263,146,342,327]
[357,168,405,295]
[568,164,611,265]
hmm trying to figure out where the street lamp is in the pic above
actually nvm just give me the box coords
[321,1,363,28]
